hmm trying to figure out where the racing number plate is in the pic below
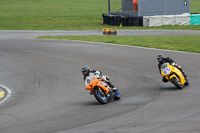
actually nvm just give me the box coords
[164,67,171,75]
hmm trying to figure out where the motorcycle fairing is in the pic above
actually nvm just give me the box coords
[161,63,186,85]
[85,78,109,94]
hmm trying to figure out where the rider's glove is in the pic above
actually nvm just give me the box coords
[171,62,176,66]
[102,76,109,82]
[171,62,178,67]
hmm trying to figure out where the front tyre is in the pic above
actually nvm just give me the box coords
[94,87,108,104]
[171,77,184,89]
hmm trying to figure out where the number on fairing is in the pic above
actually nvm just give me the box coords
[164,67,171,75]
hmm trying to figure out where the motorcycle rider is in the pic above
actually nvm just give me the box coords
[157,54,188,83]
[81,65,117,95]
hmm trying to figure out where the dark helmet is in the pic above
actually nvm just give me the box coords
[81,65,90,76]
[157,54,164,63]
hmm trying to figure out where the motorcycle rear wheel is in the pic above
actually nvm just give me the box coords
[184,79,189,86]
[94,87,108,104]
[171,77,184,89]
[114,91,120,100]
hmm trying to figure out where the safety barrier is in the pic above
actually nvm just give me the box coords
[102,13,199,27]
[102,14,143,26]
[143,13,191,27]
[190,13,200,25]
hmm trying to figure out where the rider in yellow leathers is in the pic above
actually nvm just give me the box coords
[157,54,188,83]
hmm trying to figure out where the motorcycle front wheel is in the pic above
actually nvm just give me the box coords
[171,77,184,89]
[94,87,108,104]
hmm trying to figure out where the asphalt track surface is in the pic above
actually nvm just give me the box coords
[0,30,200,133]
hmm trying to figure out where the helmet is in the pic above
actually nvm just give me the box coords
[157,54,164,63]
[81,65,90,76]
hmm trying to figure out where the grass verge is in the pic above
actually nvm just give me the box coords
[38,35,200,53]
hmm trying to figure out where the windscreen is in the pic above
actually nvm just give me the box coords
[161,63,168,70]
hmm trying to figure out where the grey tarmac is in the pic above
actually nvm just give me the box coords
[0,30,200,133]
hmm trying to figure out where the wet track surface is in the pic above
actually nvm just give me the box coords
[0,30,200,133]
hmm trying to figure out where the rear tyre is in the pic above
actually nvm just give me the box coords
[171,77,184,89]
[114,91,120,100]
[94,87,108,104]
[184,79,189,86]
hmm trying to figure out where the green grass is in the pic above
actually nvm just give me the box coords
[190,0,200,13]
[0,0,108,30]
[1,0,200,53]
[38,35,200,53]
[0,0,200,30]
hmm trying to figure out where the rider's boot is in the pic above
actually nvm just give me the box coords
[178,66,187,78]
[106,81,118,92]
[182,71,187,78]
[88,90,93,95]
[162,77,168,83]
[107,87,115,97]
[176,66,189,86]
[107,81,114,88]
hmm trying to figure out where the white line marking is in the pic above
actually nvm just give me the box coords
[69,40,200,56]
[0,84,11,104]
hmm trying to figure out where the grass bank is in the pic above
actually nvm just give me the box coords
[38,35,200,53]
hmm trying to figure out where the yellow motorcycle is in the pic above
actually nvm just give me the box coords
[161,63,189,89]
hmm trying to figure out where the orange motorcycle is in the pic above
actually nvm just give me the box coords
[85,78,120,104]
